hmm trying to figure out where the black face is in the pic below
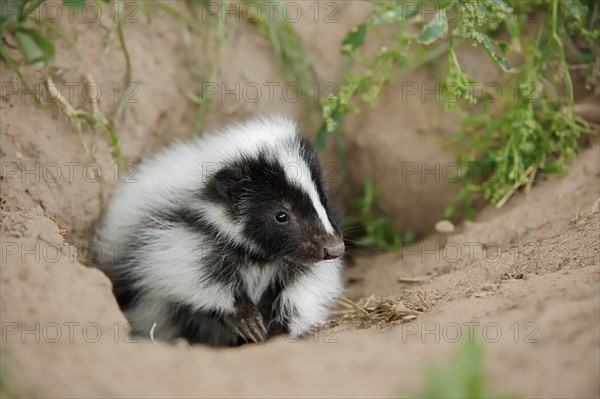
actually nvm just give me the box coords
[203,139,344,265]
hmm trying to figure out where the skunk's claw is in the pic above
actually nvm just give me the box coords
[223,304,267,344]
[239,319,259,343]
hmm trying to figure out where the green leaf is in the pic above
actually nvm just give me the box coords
[364,180,374,204]
[402,230,415,244]
[453,340,485,398]
[315,120,333,150]
[0,40,41,102]
[13,27,55,65]
[20,0,46,20]
[478,32,512,72]
[316,107,341,149]
[103,120,125,168]
[370,3,420,25]
[75,113,96,126]
[417,8,448,45]
[443,201,456,218]
[519,141,535,153]
[561,0,585,22]
[497,41,509,54]
[542,164,563,174]
[0,0,28,30]
[341,23,366,56]
[63,0,87,12]
[463,198,475,220]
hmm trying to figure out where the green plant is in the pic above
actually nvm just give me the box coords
[163,0,321,136]
[245,0,320,114]
[1,0,127,166]
[343,181,414,251]
[443,0,598,216]
[321,0,599,220]
[410,339,516,399]
[48,76,125,166]
[150,0,226,135]
[2,0,62,102]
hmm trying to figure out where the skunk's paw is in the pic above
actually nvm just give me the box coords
[222,303,268,343]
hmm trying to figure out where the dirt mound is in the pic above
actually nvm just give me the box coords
[2,145,598,398]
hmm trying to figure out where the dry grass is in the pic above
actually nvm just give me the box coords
[326,295,423,331]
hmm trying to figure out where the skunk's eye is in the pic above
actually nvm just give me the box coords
[274,212,289,224]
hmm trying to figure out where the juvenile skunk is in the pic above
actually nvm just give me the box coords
[93,116,345,346]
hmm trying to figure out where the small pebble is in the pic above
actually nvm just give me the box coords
[435,220,455,234]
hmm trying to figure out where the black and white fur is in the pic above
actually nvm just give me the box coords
[93,116,345,346]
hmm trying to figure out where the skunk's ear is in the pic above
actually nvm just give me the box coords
[204,167,243,216]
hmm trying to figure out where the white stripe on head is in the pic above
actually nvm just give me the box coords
[278,150,335,235]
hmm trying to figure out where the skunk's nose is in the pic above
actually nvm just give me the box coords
[323,241,345,260]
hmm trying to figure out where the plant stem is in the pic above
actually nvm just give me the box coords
[551,0,574,112]
[193,0,225,135]
[0,44,40,103]
[115,0,132,122]
[22,0,46,19]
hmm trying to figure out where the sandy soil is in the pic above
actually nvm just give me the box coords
[1,1,599,398]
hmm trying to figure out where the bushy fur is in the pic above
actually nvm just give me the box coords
[93,116,344,346]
